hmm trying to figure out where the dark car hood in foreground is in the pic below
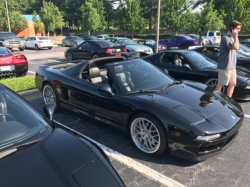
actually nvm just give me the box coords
[134,82,243,130]
[0,128,121,187]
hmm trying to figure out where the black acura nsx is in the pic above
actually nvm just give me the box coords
[143,50,250,100]
[35,56,244,161]
[0,84,125,187]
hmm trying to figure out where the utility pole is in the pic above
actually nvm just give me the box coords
[155,0,161,53]
[5,0,11,32]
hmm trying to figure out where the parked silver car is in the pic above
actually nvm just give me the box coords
[62,36,84,47]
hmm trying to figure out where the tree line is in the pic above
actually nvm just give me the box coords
[0,0,250,38]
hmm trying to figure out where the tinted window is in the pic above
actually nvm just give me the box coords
[95,40,116,47]
[183,36,193,40]
[184,51,217,69]
[97,36,103,38]
[208,32,214,36]
[0,48,12,56]
[109,59,174,93]
[89,35,97,40]
[216,32,221,36]
[0,87,52,152]
[137,41,145,45]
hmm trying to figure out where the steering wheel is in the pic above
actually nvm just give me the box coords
[0,113,15,121]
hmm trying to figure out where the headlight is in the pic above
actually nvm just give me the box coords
[196,134,220,141]
[133,49,140,52]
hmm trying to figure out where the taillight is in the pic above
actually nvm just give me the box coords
[123,48,127,52]
[106,49,113,54]
[214,37,217,41]
[53,80,63,86]
[158,46,161,49]
[13,55,25,60]
[39,41,43,43]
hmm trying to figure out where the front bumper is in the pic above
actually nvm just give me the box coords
[4,44,25,49]
[169,116,244,161]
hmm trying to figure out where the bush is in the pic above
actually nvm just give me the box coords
[0,75,36,92]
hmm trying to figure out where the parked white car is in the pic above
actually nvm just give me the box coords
[96,35,110,40]
[203,31,221,44]
[24,36,53,50]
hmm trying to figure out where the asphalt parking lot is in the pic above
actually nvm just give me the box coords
[28,96,250,187]
[17,47,250,187]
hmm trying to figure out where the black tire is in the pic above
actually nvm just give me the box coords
[209,40,212,44]
[42,83,60,108]
[130,113,168,155]
[48,47,52,50]
[0,43,3,47]
[35,44,39,50]
[180,43,188,49]
[205,77,225,93]
[19,47,24,51]
[92,54,99,59]
[66,52,74,61]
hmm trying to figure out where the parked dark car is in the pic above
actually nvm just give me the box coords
[143,50,250,100]
[64,40,128,61]
[35,56,244,161]
[80,35,97,41]
[0,84,125,187]
[240,39,250,48]
[192,45,250,69]
[62,36,84,47]
[136,39,166,53]
[105,37,153,56]
[159,35,199,49]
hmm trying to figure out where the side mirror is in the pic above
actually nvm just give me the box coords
[98,84,114,97]
[43,104,56,121]
[182,64,191,70]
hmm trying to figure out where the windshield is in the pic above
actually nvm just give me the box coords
[184,51,217,69]
[183,36,194,40]
[109,59,175,93]
[239,44,250,53]
[237,50,250,58]
[0,33,17,38]
[72,36,82,40]
[118,39,136,45]
[89,36,97,39]
[188,35,199,39]
[0,87,52,152]
[0,48,12,56]
[145,40,156,45]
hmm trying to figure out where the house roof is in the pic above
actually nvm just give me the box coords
[22,15,40,21]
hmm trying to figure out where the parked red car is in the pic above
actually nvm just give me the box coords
[0,47,28,77]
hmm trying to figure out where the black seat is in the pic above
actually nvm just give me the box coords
[114,65,134,92]
[89,67,108,85]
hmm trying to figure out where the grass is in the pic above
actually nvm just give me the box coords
[0,75,36,92]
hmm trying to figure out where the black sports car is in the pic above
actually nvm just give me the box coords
[143,50,250,100]
[240,39,250,48]
[192,45,250,69]
[35,56,244,161]
[0,84,125,187]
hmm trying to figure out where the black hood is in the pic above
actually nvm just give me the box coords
[0,128,121,187]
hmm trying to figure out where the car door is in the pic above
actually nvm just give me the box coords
[165,37,176,48]
[25,37,30,47]
[73,42,91,59]
[68,66,123,127]
[30,37,36,48]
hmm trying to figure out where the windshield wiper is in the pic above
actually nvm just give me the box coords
[161,82,176,90]
[127,89,159,94]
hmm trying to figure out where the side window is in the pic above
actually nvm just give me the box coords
[175,37,181,41]
[167,37,175,41]
[106,38,111,42]
[161,53,174,64]
[112,39,120,45]
[79,42,90,48]
[137,41,144,45]
[208,32,214,36]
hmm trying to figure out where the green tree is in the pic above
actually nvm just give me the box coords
[161,0,192,35]
[189,0,225,44]
[80,1,101,35]
[0,0,27,34]
[89,0,107,31]
[39,1,64,36]
[140,0,158,29]
[117,0,147,38]
[32,11,44,33]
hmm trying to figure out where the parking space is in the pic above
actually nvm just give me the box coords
[28,96,250,187]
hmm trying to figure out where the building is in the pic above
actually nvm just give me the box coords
[16,15,45,37]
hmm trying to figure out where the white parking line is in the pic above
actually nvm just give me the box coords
[48,60,61,62]
[28,71,36,74]
[244,114,250,118]
[55,120,186,187]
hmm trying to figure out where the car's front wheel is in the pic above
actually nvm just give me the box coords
[35,44,39,50]
[66,52,74,61]
[43,83,60,107]
[130,113,168,155]
[205,78,225,92]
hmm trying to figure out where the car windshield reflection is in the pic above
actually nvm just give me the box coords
[0,87,52,152]
[119,39,136,45]
[109,59,175,94]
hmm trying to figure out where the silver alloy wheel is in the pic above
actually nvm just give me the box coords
[93,54,99,59]
[205,78,225,92]
[43,85,56,105]
[130,117,161,153]
[67,52,73,61]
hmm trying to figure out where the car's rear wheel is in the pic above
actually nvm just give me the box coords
[66,52,74,61]
[48,47,52,50]
[92,54,99,59]
[205,78,225,93]
[43,83,60,108]
[130,113,168,155]
[35,44,39,50]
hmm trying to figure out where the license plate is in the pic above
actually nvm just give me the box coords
[116,49,121,52]
[0,65,14,71]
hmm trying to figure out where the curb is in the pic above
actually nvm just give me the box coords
[18,88,42,100]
